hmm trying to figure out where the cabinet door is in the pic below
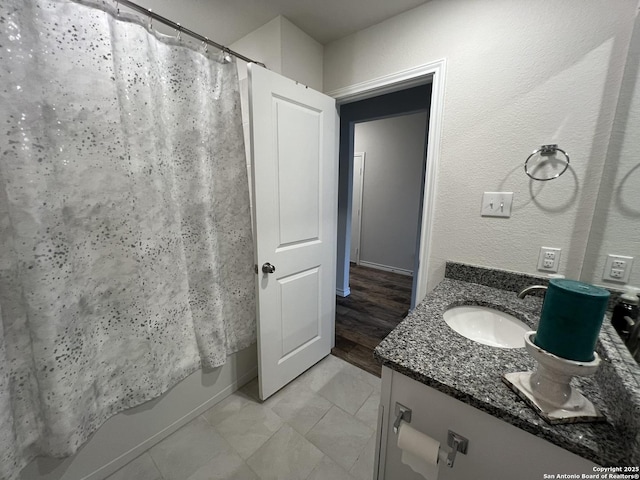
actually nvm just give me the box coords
[379,368,597,480]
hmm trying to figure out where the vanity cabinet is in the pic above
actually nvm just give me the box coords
[375,366,598,480]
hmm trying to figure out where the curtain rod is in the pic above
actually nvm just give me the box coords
[115,0,266,67]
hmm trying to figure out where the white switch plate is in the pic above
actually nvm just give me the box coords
[481,192,513,218]
[537,247,561,273]
[603,254,634,283]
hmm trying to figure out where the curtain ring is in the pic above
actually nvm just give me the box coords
[115,0,119,16]
[147,9,153,29]
[202,38,209,53]
[176,23,182,41]
[221,47,232,64]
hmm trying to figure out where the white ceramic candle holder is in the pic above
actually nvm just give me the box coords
[503,331,604,424]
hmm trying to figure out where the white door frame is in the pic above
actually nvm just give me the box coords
[350,151,365,265]
[327,60,446,306]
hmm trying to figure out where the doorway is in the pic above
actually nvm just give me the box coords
[350,151,365,265]
[332,85,432,376]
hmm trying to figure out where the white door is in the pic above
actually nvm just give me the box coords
[349,152,365,264]
[248,64,338,400]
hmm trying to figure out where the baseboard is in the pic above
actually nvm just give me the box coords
[336,287,351,297]
[359,261,413,277]
[85,366,258,480]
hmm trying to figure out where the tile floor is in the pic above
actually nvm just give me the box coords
[106,355,380,480]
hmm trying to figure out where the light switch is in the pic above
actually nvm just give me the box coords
[481,192,513,218]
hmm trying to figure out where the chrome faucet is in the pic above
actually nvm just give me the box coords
[517,285,548,299]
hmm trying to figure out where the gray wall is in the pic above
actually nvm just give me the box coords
[354,112,427,272]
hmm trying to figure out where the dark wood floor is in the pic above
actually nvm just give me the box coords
[332,264,413,377]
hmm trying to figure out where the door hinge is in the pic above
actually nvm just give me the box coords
[254,264,258,274]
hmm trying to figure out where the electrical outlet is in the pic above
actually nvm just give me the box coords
[537,247,561,273]
[612,259,626,269]
[603,254,634,283]
[610,269,624,279]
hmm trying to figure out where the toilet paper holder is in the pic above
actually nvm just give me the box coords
[393,402,469,468]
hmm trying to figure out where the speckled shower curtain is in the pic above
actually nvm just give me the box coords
[0,0,255,478]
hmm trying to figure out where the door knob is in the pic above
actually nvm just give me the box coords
[262,262,276,274]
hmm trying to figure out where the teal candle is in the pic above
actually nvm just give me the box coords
[534,279,610,362]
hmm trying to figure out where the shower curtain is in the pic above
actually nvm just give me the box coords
[0,0,256,478]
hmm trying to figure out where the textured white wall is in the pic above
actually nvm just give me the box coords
[354,113,427,271]
[281,18,323,91]
[324,0,637,292]
[231,16,283,81]
[231,16,323,86]
[117,0,241,44]
[582,14,640,288]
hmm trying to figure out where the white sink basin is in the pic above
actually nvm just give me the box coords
[443,305,529,348]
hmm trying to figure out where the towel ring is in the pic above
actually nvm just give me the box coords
[524,144,570,181]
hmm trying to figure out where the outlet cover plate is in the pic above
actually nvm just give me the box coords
[481,192,513,218]
[537,247,561,273]
[603,255,634,283]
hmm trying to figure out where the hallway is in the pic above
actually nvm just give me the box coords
[332,265,413,376]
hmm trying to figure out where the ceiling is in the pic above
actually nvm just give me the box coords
[138,0,429,46]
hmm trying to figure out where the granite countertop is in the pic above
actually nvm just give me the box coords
[374,274,638,467]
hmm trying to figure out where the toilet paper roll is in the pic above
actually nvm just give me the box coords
[397,422,440,479]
